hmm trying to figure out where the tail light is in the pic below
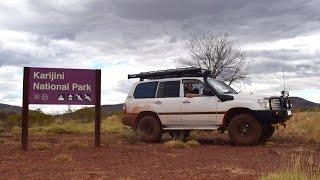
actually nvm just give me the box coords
[123,104,127,114]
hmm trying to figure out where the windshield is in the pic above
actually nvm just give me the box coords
[207,78,237,94]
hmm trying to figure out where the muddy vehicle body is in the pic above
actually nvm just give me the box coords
[122,68,292,145]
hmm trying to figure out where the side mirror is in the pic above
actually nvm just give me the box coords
[203,89,214,96]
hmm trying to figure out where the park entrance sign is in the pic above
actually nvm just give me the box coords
[22,67,101,150]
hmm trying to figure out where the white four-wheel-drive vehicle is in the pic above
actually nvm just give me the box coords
[122,68,292,145]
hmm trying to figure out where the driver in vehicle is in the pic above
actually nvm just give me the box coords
[184,82,201,98]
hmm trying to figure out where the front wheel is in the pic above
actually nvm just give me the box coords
[228,114,262,146]
[137,116,162,143]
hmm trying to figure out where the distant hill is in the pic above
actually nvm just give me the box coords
[289,97,320,109]
[0,103,21,113]
[101,104,123,113]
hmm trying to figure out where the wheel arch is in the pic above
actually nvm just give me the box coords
[222,107,253,129]
[134,111,162,129]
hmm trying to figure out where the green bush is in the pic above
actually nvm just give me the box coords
[45,125,74,134]
[7,109,54,128]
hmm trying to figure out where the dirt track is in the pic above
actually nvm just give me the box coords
[1,133,319,180]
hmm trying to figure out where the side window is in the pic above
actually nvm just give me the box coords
[134,82,158,99]
[156,81,180,98]
[183,80,212,97]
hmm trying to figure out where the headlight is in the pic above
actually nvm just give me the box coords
[258,99,269,108]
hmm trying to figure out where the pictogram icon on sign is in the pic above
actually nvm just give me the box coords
[41,94,48,101]
[67,94,73,101]
[75,94,83,101]
[58,94,65,101]
[84,94,91,101]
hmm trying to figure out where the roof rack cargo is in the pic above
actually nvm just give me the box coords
[128,67,211,81]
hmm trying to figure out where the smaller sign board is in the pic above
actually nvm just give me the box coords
[28,67,97,105]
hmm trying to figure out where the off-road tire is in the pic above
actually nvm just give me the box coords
[260,125,275,141]
[228,114,262,146]
[137,116,162,143]
[169,130,190,140]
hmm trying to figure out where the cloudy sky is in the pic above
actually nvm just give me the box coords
[0,0,319,112]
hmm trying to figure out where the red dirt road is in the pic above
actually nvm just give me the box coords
[1,133,319,180]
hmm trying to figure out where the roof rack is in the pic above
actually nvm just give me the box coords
[128,67,211,81]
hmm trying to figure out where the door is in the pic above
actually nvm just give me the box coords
[180,79,219,125]
[155,80,181,125]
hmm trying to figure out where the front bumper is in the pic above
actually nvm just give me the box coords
[252,109,292,125]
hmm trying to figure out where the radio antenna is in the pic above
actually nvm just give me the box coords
[282,67,286,91]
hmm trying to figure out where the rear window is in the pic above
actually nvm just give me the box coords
[134,82,158,99]
[156,81,180,98]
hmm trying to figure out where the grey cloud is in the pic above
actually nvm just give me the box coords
[0,0,320,103]
[1,0,319,45]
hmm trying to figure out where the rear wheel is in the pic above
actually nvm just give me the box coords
[260,125,275,141]
[169,130,190,140]
[137,116,162,143]
[228,114,262,146]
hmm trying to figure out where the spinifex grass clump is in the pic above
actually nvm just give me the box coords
[33,142,52,150]
[52,154,72,162]
[66,140,87,149]
[164,138,200,149]
[164,140,188,148]
[284,112,320,141]
[261,154,320,180]
[120,129,142,143]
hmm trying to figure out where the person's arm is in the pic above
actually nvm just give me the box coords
[186,93,200,98]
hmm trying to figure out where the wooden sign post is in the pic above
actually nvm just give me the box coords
[22,67,101,150]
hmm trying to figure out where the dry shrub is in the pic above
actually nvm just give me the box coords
[164,140,188,149]
[278,112,320,141]
[261,154,320,180]
[2,140,19,147]
[120,129,141,143]
[101,115,124,134]
[53,154,72,162]
[66,140,87,149]
[33,142,52,150]
[185,140,200,146]
[164,139,200,148]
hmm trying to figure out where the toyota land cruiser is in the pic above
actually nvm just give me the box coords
[122,68,292,145]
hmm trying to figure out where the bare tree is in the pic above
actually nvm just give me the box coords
[176,32,248,85]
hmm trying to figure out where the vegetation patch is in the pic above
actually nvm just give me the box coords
[164,139,201,148]
[101,115,124,134]
[52,154,72,162]
[120,129,141,143]
[33,142,52,150]
[164,140,188,149]
[2,140,19,147]
[277,112,320,141]
[185,140,200,146]
[261,154,320,180]
[45,125,75,134]
[66,140,87,149]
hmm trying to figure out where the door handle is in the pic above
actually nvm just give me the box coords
[154,101,162,104]
[183,100,191,104]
